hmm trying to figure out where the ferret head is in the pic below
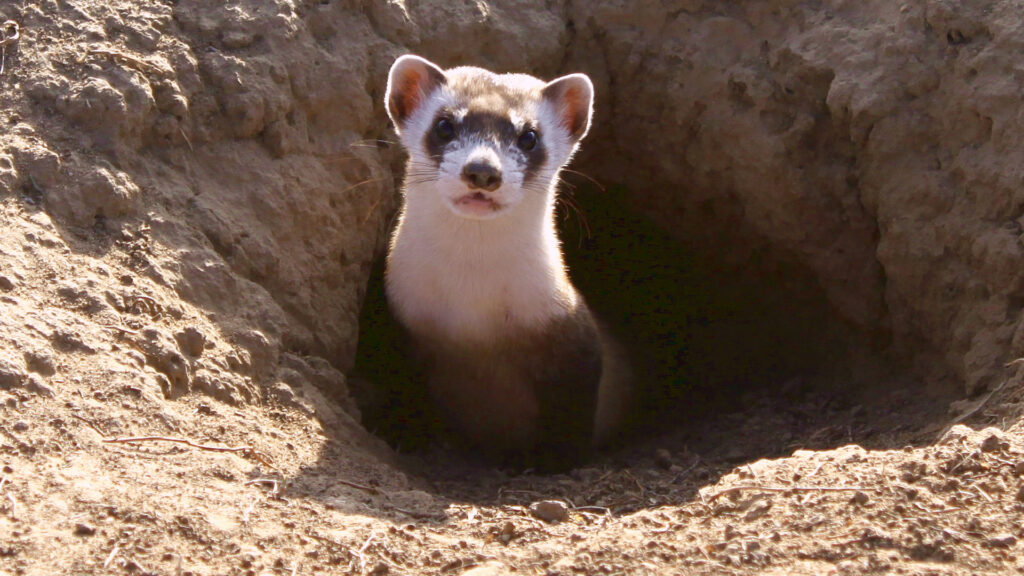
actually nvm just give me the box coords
[385,55,593,220]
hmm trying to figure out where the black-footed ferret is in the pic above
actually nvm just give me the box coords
[383,54,629,468]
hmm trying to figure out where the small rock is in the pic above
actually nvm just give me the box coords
[1016,484,1024,503]
[25,374,54,397]
[0,276,14,291]
[12,420,29,433]
[1014,461,1024,476]
[174,326,206,357]
[529,500,569,523]
[0,358,27,389]
[139,328,191,394]
[269,381,296,404]
[50,329,96,354]
[723,524,740,541]
[24,349,57,376]
[73,523,96,536]
[938,424,972,445]
[850,491,870,505]
[497,521,515,545]
[987,534,1017,548]
[742,500,772,521]
[980,429,1007,453]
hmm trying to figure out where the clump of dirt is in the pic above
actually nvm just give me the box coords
[2,1,1024,575]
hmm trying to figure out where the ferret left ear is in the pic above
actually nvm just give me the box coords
[386,55,447,133]
[542,73,594,143]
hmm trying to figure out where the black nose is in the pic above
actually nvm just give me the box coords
[461,161,502,191]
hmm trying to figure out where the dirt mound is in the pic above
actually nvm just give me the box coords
[1,0,1024,574]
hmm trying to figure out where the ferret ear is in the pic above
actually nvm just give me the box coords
[541,73,594,143]
[386,55,447,133]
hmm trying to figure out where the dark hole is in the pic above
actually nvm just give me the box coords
[350,174,945,470]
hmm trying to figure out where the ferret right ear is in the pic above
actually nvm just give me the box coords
[542,73,594,143]
[386,55,447,133]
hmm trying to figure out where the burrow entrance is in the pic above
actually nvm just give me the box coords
[349,166,957,481]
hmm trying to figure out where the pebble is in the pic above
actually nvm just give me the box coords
[25,374,54,397]
[24,349,57,376]
[73,523,96,536]
[12,420,29,433]
[175,326,207,357]
[850,491,870,505]
[1016,484,1024,503]
[742,500,772,521]
[980,430,1007,453]
[0,358,27,389]
[0,276,14,291]
[497,521,515,545]
[978,434,1003,453]
[529,500,569,523]
[987,534,1017,548]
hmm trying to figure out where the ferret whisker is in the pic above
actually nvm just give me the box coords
[339,176,388,195]
[556,189,592,243]
[561,168,606,192]
[348,138,399,148]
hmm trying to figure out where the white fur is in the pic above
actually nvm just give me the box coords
[386,65,587,343]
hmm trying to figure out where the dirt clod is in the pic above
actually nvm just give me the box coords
[529,500,570,523]
[174,327,207,358]
[23,349,56,376]
[980,429,1007,453]
[0,358,27,389]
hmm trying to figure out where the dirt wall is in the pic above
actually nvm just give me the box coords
[2,0,1022,419]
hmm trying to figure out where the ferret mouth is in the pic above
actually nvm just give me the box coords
[452,191,503,216]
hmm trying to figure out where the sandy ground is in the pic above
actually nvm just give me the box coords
[2,1,1024,575]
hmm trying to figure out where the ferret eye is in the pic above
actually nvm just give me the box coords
[434,118,455,142]
[517,130,538,151]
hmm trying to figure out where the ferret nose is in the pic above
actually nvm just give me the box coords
[461,161,502,191]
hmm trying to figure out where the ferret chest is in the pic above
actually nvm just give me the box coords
[386,222,574,341]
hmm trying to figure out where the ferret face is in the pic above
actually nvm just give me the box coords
[386,55,593,220]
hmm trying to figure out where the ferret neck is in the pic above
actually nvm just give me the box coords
[401,182,561,252]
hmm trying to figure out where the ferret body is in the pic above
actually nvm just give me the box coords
[383,55,628,467]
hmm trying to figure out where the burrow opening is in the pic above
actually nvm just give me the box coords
[350,163,957,478]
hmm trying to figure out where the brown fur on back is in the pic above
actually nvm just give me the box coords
[409,301,603,468]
